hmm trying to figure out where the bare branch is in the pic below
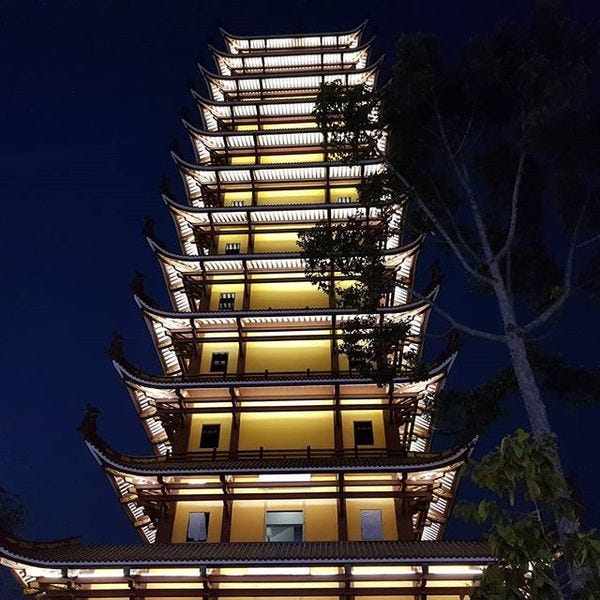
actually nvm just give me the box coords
[496,149,526,262]
[453,98,477,158]
[385,160,494,286]
[433,100,496,265]
[431,181,482,263]
[521,201,587,334]
[577,232,600,249]
[410,289,505,343]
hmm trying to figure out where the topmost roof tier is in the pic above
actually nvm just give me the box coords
[221,22,367,55]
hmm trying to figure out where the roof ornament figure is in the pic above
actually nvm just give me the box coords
[445,328,462,356]
[107,331,125,364]
[130,270,156,307]
[76,404,101,443]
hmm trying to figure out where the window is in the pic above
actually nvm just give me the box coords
[265,511,303,542]
[210,352,229,372]
[200,424,221,448]
[225,243,241,255]
[218,292,235,311]
[335,196,353,204]
[360,510,383,541]
[231,200,246,207]
[187,512,210,542]
[353,421,374,445]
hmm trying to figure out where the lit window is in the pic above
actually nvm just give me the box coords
[353,421,374,445]
[360,509,383,541]
[187,512,210,542]
[200,424,221,448]
[335,196,353,204]
[210,352,229,372]
[218,292,236,311]
[225,243,241,255]
[265,511,303,542]
[231,200,246,207]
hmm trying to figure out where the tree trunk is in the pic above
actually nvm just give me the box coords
[493,279,584,595]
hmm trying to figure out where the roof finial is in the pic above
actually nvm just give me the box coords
[158,175,171,195]
[77,404,101,442]
[107,331,125,363]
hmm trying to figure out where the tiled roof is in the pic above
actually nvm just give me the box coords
[88,441,473,476]
[0,537,492,568]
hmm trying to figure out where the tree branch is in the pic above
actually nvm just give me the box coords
[496,149,526,262]
[385,160,494,286]
[521,201,587,334]
[433,100,496,266]
[410,289,505,342]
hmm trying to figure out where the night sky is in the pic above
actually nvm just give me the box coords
[1,0,599,559]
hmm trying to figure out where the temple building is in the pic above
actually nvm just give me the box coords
[0,23,491,598]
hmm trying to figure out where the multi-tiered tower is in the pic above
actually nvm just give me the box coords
[1,24,491,599]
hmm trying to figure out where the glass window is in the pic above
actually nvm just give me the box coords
[200,424,221,448]
[187,512,210,542]
[360,509,383,541]
[218,292,236,311]
[225,243,241,255]
[210,352,229,372]
[353,421,374,445]
[265,511,303,542]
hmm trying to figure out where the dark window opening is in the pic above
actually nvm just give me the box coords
[265,511,303,542]
[210,352,229,372]
[187,512,210,542]
[353,421,374,445]
[200,424,221,448]
[231,200,246,207]
[360,509,383,541]
[218,292,235,311]
[225,243,241,255]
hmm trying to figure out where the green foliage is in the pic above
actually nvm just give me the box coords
[313,81,382,162]
[339,316,425,385]
[456,430,600,598]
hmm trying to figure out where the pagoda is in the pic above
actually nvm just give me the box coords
[0,23,492,598]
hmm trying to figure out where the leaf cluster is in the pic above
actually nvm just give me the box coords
[456,429,600,598]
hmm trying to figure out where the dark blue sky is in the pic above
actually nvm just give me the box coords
[1,0,599,551]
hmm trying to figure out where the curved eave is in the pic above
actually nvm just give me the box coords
[183,123,386,165]
[200,59,382,102]
[220,21,368,54]
[172,152,386,203]
[87,438,473,477]
[0,536,492,572]
[209,39,374,77]
[200,58,382,83]
[113,350,457,392]
[163,192,401,217]
[149,233,421,267]
[137,293,431,323]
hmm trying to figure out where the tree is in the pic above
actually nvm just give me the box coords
[299,1,599,594]
[456,430,600,598]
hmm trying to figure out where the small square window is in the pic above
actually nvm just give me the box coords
[187,512,210,542]
[360,509,383,541]
[353,421,374,445]
[218,292,235,311]
[231,200,246,207]
[200,424,221,448]
[265,511,303,542]
[210,352,229,373]
[225,243,241,255]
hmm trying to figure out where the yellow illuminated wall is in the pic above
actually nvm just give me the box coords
[238,411,334,450]
[244,340,331,373]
